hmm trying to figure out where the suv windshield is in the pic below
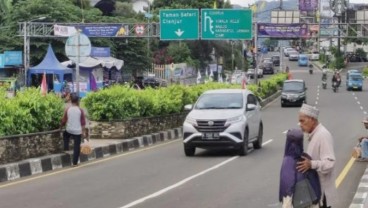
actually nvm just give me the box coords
[195,93,243,109]
[283,82,304,92]
[350,74,363,81]
[272,56,280,60]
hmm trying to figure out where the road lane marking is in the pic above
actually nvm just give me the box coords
[0,139,180,189]
[118,139,274,208]
[355,97,358,100]
[315,101,318,105]
[335,157,356,188]
[364,111,367,115]
[361,106,364,110]
[283,130,288,134]
[118,156,239,208]
[358,101,361,105]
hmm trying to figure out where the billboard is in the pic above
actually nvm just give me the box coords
[4,51,22,65]
[299,0,318,11]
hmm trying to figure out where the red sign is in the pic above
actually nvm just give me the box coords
[135,25,145,36]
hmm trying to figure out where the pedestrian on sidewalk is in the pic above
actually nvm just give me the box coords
[60,93,87,166]
[279,128,321,208]
[296,104,336,208]
[354,117,368,161]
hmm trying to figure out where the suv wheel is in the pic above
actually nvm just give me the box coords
[238,128,249,156]
[184,145,195,156]
[253,123,263,149]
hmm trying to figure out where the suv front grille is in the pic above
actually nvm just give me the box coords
[195,120,227,133]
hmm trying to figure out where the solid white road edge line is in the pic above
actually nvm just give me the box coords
[118,140,274,208]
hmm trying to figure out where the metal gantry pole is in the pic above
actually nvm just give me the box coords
[23,22,27,86]
[254,22,258,85]
[76,30,80,95]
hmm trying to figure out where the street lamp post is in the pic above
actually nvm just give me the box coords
[231,41,235,70]
[23,17,46,86]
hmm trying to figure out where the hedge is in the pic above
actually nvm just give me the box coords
[82,73,288,121]
[0,73,287,136]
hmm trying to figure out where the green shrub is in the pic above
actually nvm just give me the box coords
[0,88,64,136]
[363,67,368,78]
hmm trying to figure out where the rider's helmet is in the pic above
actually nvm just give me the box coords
[322,69,327,75]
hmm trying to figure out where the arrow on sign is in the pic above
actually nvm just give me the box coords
[175,29,184,37]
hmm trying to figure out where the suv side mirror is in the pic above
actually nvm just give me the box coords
[246,104,257,111]
[184,104,193,111]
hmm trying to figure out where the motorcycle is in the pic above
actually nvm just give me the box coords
[332,81,338,92]
[322,80,327,89]
[309,64,313,74]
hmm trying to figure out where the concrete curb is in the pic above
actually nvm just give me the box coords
[0,127,183,183]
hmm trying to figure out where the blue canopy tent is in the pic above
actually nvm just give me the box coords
[28,44,72,93]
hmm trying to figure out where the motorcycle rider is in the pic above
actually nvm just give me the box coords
[332,71,341,87]
[308,64,313,74]
[322,70,327,81]
[321,70,327,89]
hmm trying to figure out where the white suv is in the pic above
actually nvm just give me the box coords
[182,89,263,156]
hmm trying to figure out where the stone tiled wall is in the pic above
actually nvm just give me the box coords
[0,130,63,165]
[89,113,187,139]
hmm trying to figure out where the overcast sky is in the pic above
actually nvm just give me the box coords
[230,0,367,7]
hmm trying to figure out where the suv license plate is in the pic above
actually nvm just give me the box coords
[203,133,220,140]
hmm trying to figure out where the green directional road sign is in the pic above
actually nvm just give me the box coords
[160,9,199,40]
[201,9,253,40]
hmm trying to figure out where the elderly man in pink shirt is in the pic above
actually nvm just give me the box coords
[296,104,336,208]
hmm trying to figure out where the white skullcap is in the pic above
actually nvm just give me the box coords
[362,117,368,124]
[299,104,319,119]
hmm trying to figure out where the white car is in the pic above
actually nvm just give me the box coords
[288,52,299,61]
[284,48,297,57]
[183,89,263,156]
[246,68,263,78]
[309,52,320,61]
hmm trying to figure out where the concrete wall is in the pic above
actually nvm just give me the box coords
[0,130,63,165]
[0,113,187,165]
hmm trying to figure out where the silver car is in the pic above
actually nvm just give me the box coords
[183,89,263,156]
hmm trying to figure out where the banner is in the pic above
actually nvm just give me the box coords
[54,25,77,37]
[78,25,129,37]
[4,51,23,65]
[54,24,130,37]
[257,23,308,38]
[0,54,4,68]
[90,47,110,57]
[299,0,318,11]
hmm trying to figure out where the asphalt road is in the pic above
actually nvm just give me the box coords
[0,54,367,208]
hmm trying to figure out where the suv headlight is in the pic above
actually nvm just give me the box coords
[225,115,244,125]
[184,117,197,126]
[298,92,306,98]
[281,93,287,98]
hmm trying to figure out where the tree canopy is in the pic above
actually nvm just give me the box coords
[0,0,243,79]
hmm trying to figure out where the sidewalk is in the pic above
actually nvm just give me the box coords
[0,127,183,183]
